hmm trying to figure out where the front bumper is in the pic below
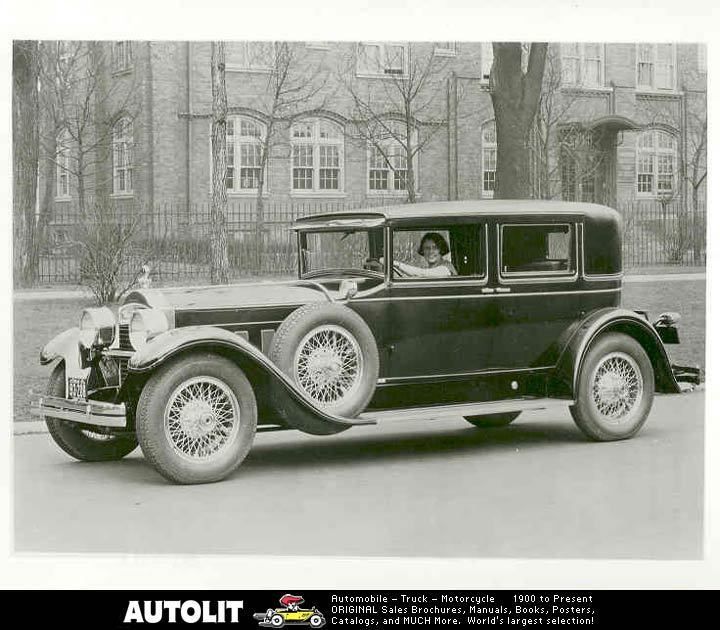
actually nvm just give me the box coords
[31,396,127,428]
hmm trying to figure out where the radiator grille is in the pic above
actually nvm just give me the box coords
[118,324,132,351]
[118,357,129,383]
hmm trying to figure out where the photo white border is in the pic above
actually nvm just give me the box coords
[1,0,717,591]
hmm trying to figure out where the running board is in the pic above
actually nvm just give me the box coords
[358,398,572,424]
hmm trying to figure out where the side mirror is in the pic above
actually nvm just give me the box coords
[338,279,358,300]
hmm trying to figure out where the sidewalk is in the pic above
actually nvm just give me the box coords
[12,269,708,301]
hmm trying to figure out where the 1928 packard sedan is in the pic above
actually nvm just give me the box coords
[32,201,700,484]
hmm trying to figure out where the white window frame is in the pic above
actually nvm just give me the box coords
[636,129,678,198]
[111,41,133,74]
[356,42,408,78]
[290,119,345,197]
[112,117,133,196]
[561,43,604,88]
[433,42,458,57]
[636,43,677,91]
[225,42,275,73]
[224,116,268,195]
[480,120,496,199]
[366,122,419,197]
[55,129,71,200]
[481,43,493,83]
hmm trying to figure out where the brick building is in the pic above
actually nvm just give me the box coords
[45,41,707,215]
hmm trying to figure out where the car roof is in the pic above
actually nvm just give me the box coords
[293,200,619,229]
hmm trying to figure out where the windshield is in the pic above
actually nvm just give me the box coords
[299,229,384,276]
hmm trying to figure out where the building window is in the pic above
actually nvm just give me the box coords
[225,117,266,192]
[637,44,676,91]
[481,43,493,82]
[291,119,344,194]
[561,43,603,88]
[357,42,407,77]
[434,42,457,57]
[367,122,417,194]
[56,130,71,199]
[481,121,497,198]
[112,117,133,195]
[636,129,677,197]
[226,42,274,72]
[111,41,133,74]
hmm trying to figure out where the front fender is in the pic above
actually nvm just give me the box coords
[552,308,681,398]
[39,327,91,384]
[128,326,376,435]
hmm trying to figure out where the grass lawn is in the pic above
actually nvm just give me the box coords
[13,278,706,423]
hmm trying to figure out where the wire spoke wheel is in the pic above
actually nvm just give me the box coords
[293,324,363,409]
[590,351,643,424]
[163,376,241,461]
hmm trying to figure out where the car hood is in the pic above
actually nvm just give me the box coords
[124,282,330,312]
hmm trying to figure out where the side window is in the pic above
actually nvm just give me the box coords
[391,225,486,280]
[500,223,576,278]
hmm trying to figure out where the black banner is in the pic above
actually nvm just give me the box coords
[0,590,713,628]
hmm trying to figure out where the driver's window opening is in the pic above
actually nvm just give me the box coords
[391,225,487,280]
[300,228,384,276]
[501,223,575,276]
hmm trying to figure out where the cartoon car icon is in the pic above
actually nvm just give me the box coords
[253,594,326,628]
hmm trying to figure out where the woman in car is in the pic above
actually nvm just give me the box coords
[393,232,457,278]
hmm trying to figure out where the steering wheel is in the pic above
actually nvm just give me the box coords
[392,262,410,278]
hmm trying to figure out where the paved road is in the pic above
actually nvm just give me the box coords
[15,391,703,559]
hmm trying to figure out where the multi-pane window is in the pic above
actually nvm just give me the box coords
[291,120,344,193]
[112,41,133,74]
[434,42,457,56]
[112,118,133,194]
[636,129,677,197]
[367,124,417,194]
[637,44,676,90]
[357,42,407,76]
[56,130,71,198]
[481,43,494,82]
[561,43,603,87]
[481,121,497,198]
[225,117,266,192]
[225,42,274,71]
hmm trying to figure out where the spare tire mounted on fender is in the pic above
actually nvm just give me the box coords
[269,302,379,417]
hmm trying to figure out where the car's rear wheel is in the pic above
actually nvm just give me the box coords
[309,614,325,628]
[136,353,257,484]
[269,303,379,418]
[463,412,521,428]
[570,332,654,441]
[45,362,138,462]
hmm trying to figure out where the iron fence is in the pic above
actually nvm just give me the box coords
[35,198,706,285]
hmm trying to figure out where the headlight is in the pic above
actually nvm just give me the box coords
[129,308,169,348]
[79,307,116,348]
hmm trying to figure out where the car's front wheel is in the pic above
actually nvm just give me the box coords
[270,613,285,628]
[45,363,138,462]
[571,332,654,441]
[463,412,521,428]
[135,353,257,484]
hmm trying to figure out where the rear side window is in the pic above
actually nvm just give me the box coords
[500,223,576,277]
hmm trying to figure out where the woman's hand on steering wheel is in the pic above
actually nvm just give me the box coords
[363,257,384,272]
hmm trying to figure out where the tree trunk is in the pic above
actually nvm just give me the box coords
[255,123,272,273]
[209,42,230,285]
[13,41,40,287]
[490,43,547,200]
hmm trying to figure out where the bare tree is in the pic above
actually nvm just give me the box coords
[490,42,548,199]
[210,41,230,284]
[343,43,452,203]
[13,40,40,287]
[40,41,141,215]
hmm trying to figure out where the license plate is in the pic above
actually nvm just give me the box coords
[67,377,87,400]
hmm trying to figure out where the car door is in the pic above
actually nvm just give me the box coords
[488,218,581,370]
[384,221,496,380]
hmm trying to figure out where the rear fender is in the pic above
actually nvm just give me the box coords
[552,308,680,398]
[128,326,375,435]
[39,328,91,390]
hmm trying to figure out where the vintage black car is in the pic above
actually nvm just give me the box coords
[32,201,700,484]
